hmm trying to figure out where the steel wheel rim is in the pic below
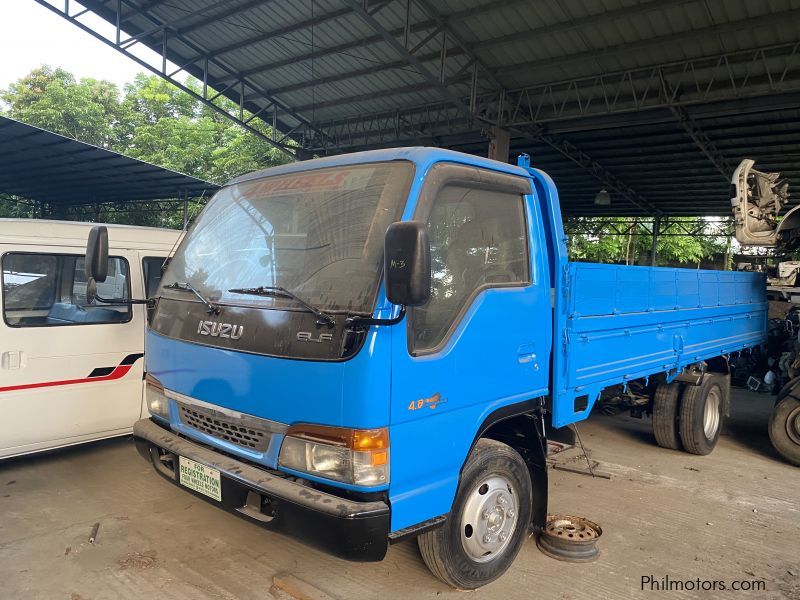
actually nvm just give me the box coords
[786,403,800,446]
[703,387,721,440]
[460,475,519,563]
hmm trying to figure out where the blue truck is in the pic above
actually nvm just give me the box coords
[84,148,767,588]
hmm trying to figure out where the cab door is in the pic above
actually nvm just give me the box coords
[387,163,552,531]
[0,246,144,458]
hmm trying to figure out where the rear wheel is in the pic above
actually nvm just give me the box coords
[776,376,800,404]
[417,439,532,589]
[768,395,800,466]
[652,382,683,450]
[679,375,727,455]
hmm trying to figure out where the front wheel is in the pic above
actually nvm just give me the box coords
[417,439,532,589]
[768,395,800,466]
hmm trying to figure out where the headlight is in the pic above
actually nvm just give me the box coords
[145,374,170,420]
[278,425,389,487]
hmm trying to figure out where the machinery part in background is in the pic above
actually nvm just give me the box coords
[731,159,796,248]
[652,381,684,451]
[597,380,650,416]
[769,261,800,288]
[679,374,729,455]
[536,515,602,562]
[769,377,800,466]
[736,311,800,394]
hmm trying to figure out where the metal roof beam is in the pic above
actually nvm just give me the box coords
[177,0,274,35]
[657,68,736,180]
[297,17,799,129]
[411,0,504,91]
[217,21,427,83]
[290,74,469,113]
[214,0,532,84]
[267,48,464,96]
[34,0,320,158]
[665,103,734,180]
[304,42,800,151]
[207,6,355,58]
[341,0,473,123]
[495,9,799,78]
[518,127,662,216]
[473,0,691,54]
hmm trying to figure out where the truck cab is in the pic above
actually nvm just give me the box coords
[129,148,766,589]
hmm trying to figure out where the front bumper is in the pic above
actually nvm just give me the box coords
[133,418,390,561]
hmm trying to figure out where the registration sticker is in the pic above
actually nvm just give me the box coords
[179,456,222,502]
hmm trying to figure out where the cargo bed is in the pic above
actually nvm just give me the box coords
[551,262,768,427]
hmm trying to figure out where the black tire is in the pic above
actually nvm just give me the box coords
[768,395,800,466]
[417,439,532,589]
[679,374,727,455]
[776,376,800,404]
[652,382,682,450]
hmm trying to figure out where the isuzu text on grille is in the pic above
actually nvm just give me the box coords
[197,320,243,339]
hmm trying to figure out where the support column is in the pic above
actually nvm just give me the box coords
[182,191,189,229]
[488,128,510,163]
[651,215,660,267]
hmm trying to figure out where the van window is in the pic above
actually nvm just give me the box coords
[142,256,167,298]
[2,253,131,327]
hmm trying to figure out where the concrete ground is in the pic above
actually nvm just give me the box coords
[1,388,798,600]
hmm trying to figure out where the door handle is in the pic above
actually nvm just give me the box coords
[517,345,539,370]
[1,351,22,370]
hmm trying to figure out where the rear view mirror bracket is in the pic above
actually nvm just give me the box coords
[345,306,406,330]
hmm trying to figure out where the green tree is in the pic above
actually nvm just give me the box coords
[1,66,123,148]
[118,74,287,183]
[566,217,729,267]
[0,66,289,226]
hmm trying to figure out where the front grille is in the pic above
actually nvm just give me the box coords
[177,402,272,452]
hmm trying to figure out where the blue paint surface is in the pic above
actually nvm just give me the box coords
[146,324,391,469]
[550,262,767,427]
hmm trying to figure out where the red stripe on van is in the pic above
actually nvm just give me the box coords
[0,355,142,393]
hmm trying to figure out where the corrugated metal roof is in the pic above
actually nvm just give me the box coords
[0,117,219,205]
[40,0,800,216]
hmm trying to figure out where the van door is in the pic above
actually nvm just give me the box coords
[0,246,145,458]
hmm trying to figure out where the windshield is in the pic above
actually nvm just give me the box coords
[162,161,415,314]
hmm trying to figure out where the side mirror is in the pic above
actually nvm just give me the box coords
[85,226,109,284]
[384,221,431,307]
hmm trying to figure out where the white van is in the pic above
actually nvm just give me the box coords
[0,219,181,459]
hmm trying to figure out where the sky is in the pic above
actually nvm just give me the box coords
[0,1,173,90]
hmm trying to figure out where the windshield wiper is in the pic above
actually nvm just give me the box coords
[228,285,335,326]
[164,282,220,315]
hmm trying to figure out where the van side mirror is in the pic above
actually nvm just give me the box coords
[85,225,109,284]
[384,221,431,307]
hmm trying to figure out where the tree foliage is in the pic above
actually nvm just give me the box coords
[0,66,289,227]
[567,217,731,267]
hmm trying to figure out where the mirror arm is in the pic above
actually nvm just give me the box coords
[346,305,406,330]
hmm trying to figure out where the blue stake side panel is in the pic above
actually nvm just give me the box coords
[551,262,767,428]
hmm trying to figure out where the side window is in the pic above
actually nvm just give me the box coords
[2,253,131,327]
[411,183,529,352]
[142,256,167,298]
